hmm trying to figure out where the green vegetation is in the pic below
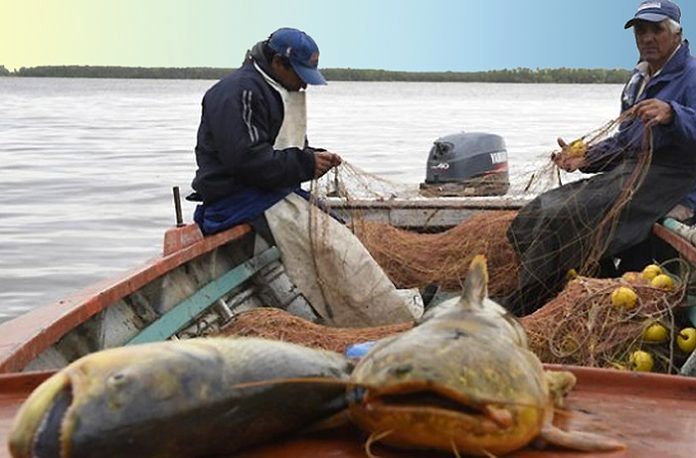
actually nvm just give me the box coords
[0,65,10,76]
[10,66,229,80]
[323,67,631,84]
[4,65,632,84]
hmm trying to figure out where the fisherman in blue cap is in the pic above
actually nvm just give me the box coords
[507,1,696,314]
[188,28,423,326]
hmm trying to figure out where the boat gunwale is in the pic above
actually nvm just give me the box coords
[324,196,531,210]
[652,223,696,265]
[0,224,253,373]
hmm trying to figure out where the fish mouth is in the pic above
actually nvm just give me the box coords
[9,372,74,458]
[380,390,483,415]
[32,385,73,457]
[357,382,514,430]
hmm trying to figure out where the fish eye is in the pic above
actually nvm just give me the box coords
[389,364,413,376]
[108,372,128,387]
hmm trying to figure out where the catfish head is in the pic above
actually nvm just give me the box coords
[420,254,528,347]
[349,255,624,456]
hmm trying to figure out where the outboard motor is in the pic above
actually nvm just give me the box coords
[419,132,510,197]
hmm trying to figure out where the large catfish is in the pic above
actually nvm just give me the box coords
[349,255,625,456]
[9,337,352,458]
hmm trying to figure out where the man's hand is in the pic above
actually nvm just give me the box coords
[632,99,674,128]
[552,138,585,172]
[314,151,342,178]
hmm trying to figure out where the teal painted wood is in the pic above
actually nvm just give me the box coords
[127,246,280,345]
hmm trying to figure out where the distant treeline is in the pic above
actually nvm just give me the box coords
[1,65,632,84]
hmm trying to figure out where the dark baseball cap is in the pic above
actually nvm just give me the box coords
[268,28,326,85]
[625,1,681,29]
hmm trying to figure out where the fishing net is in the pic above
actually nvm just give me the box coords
[550,114,653,275]
[217,308,412,354]
[303,166,524,315]
[305,110,656,307]
[521,260,689,373]
[218,264,687,373]
[284,111,691,372]
[352,212,519,297]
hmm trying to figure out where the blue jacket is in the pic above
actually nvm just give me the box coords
[582,41,696,180]
[190,43,318,234]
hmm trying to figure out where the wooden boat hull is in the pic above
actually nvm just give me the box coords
[1,196,696,455]
[0,223,315,373]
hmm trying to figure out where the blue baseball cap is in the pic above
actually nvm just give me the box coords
[625,1,681,29]
[268,28,326,85]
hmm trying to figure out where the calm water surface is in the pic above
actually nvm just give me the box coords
[0,78,622,322]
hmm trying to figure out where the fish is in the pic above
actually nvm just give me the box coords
[9,337,352,458]
[348,255,625,456]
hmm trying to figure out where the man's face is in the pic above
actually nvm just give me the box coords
[633,20,681,70]
[270,57,307,92]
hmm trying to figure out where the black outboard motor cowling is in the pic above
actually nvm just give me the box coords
[419,132,510,196]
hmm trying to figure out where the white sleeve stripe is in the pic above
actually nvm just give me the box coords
[242,90,252,142]
[242,90,259,143]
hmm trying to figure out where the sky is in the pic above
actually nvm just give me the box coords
[1,0,694,72]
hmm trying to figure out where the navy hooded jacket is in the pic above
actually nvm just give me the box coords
[582,40,696,174]
[190,43,318,234]
[191,45,316,204]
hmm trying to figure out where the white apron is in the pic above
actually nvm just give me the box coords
[254,64,422,326]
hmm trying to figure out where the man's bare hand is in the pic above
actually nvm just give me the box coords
[631,99,674,128]
[552,137,585,172]
[314,151,342,178]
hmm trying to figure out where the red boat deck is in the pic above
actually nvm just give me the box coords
[2,366,695,457]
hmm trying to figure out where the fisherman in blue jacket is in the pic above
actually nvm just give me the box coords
[189,28,422,326]
[507,1,696,314]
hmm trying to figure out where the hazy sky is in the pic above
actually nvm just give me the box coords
[1,0,694,71]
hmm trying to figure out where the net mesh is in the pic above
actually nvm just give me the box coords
[521,264,688,372]
[310,112,653,287]
[219,265,687,372]
[217,308,412,354]
[266,113,689,373]
[353,212,519,297]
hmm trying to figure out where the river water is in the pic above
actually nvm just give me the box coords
[0,78,622,322]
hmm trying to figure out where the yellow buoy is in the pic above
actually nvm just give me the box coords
[641,264,662,281]
[610,286,638,309]
[621,271,642,283]
[643,323,669,343]
[677,328,696,353]
[629,350,654,372]
[650,274,674,290]
[566,139,587,157]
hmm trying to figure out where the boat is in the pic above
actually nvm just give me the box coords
[1,193,696,457]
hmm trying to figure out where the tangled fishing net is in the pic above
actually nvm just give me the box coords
[289,110,691,372]
[309,111,652,295]
[522,262,689,373]
[511,112,654,278]
[353,212,519,297]
[217,308,412,354]
[219,264,687,373]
